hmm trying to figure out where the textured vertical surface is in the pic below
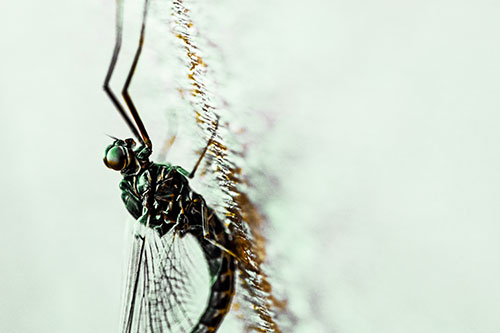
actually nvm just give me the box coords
[164,0,287,330]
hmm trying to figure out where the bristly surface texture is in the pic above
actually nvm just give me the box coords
[164,0,289,331]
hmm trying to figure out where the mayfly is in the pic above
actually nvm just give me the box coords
[102,0,235,332]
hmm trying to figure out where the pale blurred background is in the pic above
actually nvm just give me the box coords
[1,0,499,332]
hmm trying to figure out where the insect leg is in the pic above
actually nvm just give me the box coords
[157,110,179,162]
[103,0,143,145]
[188,116,219,178]
[201,199,209,238]
[202,210,238,260]
[157,134,177,163]
[121,0,153,149]
[203,237,237,260]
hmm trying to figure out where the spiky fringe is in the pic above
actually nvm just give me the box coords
[168,0,287,331]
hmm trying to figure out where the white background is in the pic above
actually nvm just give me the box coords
[1,0,500,332]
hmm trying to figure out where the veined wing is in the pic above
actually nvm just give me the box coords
[121,223,211,333]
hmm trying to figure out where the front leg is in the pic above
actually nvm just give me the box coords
[120,180,142,220]
[120,171,154,225]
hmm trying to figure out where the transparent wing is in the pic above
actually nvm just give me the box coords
[121,223,211,333]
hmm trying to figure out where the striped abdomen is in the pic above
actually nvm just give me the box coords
[191,250,235,333]
[191,211,236,333]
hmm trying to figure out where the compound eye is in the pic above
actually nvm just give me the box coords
[104,146,128,171]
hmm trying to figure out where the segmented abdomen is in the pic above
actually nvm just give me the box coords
[191,212,236,333]
[191,250,235,333]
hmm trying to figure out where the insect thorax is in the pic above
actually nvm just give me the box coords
[120,163,204,237]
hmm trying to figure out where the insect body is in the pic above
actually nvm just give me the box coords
[102,1,236,331]
[104,140,235,332]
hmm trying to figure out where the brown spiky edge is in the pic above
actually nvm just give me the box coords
[169,0,289,331]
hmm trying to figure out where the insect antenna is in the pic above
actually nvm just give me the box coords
[104,133,119,141]
[121,0,153,149]
[103,0,144,146]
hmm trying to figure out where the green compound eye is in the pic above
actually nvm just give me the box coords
[104,146,128,171]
